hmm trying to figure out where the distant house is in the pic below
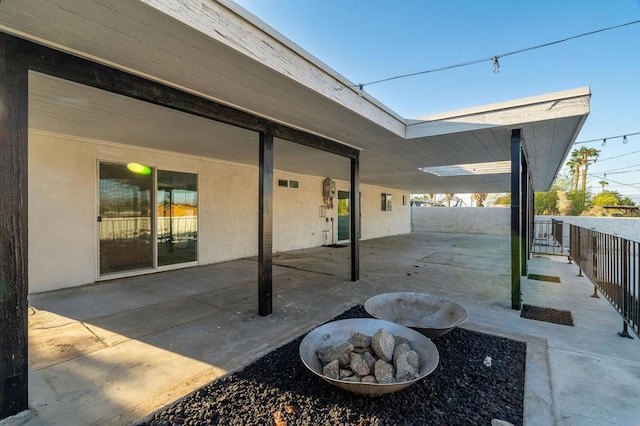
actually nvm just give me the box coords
[0,0,589,418]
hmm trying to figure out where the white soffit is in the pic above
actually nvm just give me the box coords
[419,161,512,177]
[406,87,591,139]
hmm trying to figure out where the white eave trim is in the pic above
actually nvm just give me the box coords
[140,0,406,137]
[405,86,591,139]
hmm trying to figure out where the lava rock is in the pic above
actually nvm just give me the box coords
[143,305,526,426]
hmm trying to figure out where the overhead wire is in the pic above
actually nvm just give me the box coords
[596,148,640,162]
[574,131,640,145]
[592,174,640,192]
[353,19,640,89]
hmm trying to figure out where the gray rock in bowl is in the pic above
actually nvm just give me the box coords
[299,318,439,396]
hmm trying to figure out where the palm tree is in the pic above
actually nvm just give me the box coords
[472,193,487,207]
[444,193,455,207]
[566,157,581,192]
[599,179,608,193]
[568,146,600,207]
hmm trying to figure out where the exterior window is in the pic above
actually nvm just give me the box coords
[381,193,392,211]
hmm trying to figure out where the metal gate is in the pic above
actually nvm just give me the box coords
[531,219,569,256]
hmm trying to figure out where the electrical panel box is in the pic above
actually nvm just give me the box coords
[323,178,336,199]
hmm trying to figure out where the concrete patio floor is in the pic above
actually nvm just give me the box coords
[5,231,640,425]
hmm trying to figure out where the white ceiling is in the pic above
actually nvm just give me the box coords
[7,0,590,193]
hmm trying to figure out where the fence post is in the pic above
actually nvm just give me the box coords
[591,234,600,298]
[577,229,583,276]
[618,240,633,338]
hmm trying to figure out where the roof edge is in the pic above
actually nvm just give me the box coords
[408,86,591,124]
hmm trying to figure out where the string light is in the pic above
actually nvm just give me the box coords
[349,19,640,90]
[574,131,640,145]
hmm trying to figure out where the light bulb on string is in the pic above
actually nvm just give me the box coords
[492,56,500,73]
[602,138,607,147]
[623,135,628,144]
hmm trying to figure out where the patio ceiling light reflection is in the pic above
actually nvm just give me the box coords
[418,161,512,177]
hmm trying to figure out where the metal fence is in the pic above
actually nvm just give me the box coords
[569,224,639,337]
[531,219,569,256]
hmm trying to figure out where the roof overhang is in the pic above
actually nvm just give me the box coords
[0,0,590,193]
[406,87,591,191]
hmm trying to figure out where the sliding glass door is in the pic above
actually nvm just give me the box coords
[157,170,198,266]
[99,163,198,277]
[99,162,153,274]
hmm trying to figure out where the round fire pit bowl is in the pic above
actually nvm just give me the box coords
[365,292,468,338]
[299,318,439,396]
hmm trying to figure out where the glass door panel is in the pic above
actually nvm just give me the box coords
[337,190,350,242]
[99,163,153,274]
[157,171,198,266]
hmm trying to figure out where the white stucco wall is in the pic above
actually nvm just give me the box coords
[411,206,510,235]
[536,215,640,241]
[272,172,329,251]
[29,131,261,293]
[357,185,411,240]
[409,207,640,241]
[28,131,410,293]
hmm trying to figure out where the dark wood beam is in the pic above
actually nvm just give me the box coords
[350,156,360,282]
[258,130,274,316]
[511,129,522,310]
[1,33,360,160]
[0,36,29,419]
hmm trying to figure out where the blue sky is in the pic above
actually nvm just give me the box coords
[234,0,640,202]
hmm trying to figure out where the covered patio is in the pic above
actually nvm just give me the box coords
[0,1,593,422]
[21,231,640,425]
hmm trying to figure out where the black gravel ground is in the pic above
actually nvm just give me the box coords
[143,305,525,426]
[520,304,574,326]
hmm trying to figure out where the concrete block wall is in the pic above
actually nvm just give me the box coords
[411,206,510,235]
[411,206,640,242]
[538,215,640,241]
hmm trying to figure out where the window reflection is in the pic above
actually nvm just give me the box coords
[157,171,198,266]
[99,163,153,274]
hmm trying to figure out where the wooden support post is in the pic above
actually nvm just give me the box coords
[0,37,29,419]
[258,130,273,316]
[350,156,360,282]
[511,129,522,310]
